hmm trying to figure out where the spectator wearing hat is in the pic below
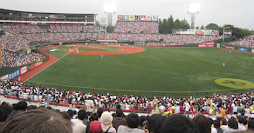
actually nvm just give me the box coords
[101,112,116,133]
[90,120,102,133]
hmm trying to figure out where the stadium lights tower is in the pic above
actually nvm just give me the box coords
[104,2,116,26]
[187,2,200,29]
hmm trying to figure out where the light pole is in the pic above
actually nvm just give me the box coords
[187,3,200,29]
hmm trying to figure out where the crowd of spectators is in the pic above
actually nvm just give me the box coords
[1,51,17,67]
[1,92,254,133]
[229,35,254,48]
[18,52,46,66]
[114,21,158,34]
[98,33,224,46]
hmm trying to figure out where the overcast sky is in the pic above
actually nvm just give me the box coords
[0,0,253,29]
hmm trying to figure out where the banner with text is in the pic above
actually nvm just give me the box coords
[118,15,157,21]
[225,46,234,49]
[123,15,129,21]
[118,15,123,21]
[8,70,19,80]
[20,66,28,75]
[177,29,219,35]
[238,47,248,51]
[129,15,135,21]
[198,41,214,47]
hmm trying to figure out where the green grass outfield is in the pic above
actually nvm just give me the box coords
[25,45,254,97]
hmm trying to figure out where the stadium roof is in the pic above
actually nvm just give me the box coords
[0,8,98,16]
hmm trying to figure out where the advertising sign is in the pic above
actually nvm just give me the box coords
[195,31,203,35]
[217,43,220,48]
[238,47,248,51]
[224,30,232,36]
[129,15,135,21]
[152,15,158,21]
[252,49,254,53]
[118,15,123,20]
[123,15,129,21]
[100,18,107,26]
[198,44,206,47]
[211,30,219,35]
[8,70,19,80]
[135,15,140,21]
[225,46,234,49]
[140,15,146,21]
[20,66,28,75]
[146,15,151,21]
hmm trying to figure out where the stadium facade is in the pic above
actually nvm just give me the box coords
[0,8,97,25]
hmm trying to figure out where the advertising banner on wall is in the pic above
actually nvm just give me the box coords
[224,30,233,36]
[100,18,107,26]
[8,70,19,80]
[118,15,158,21]
[20,66,28,75]
[252,49,254,53]
[135,15,140,21]
[152,15,158,21]
[129,15,135,20]
[146,15,151,21]
[198,44,207,47]
[140,15,146,21]
[217,43,220,48]
[123,15,129,21]
[118,15,123,21]
[238,47,248,51]
[211,30,219,35]
[195,31,203,35]
[198,42,214,47]
[225,46,234,49]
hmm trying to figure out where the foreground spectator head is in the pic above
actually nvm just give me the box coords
[16,100,27,111]
[90,113,99,121]
[161,114,199,133]
[193,115,211,133]
[101,111,113,125]
[248,118,254,130]
[116,109,124,117]
[126,112,140,128]
[67,109,74,118]
[89,120,102,133]
[0,108,72,133]
[0,104,13,122]
[97,108,103,118]
[78,109,87,120]
[147,114,166,133]
[228,117,238,129]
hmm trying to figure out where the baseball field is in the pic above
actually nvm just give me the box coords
[23,45,254,97]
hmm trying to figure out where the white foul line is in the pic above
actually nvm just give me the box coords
[23,50,71,82]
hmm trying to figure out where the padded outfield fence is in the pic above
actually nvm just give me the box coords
[24,80,254,98]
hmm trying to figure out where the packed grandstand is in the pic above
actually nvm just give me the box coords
[1,8,254,133]
[2,22,253,67]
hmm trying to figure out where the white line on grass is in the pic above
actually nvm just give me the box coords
[24,50,71,82]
